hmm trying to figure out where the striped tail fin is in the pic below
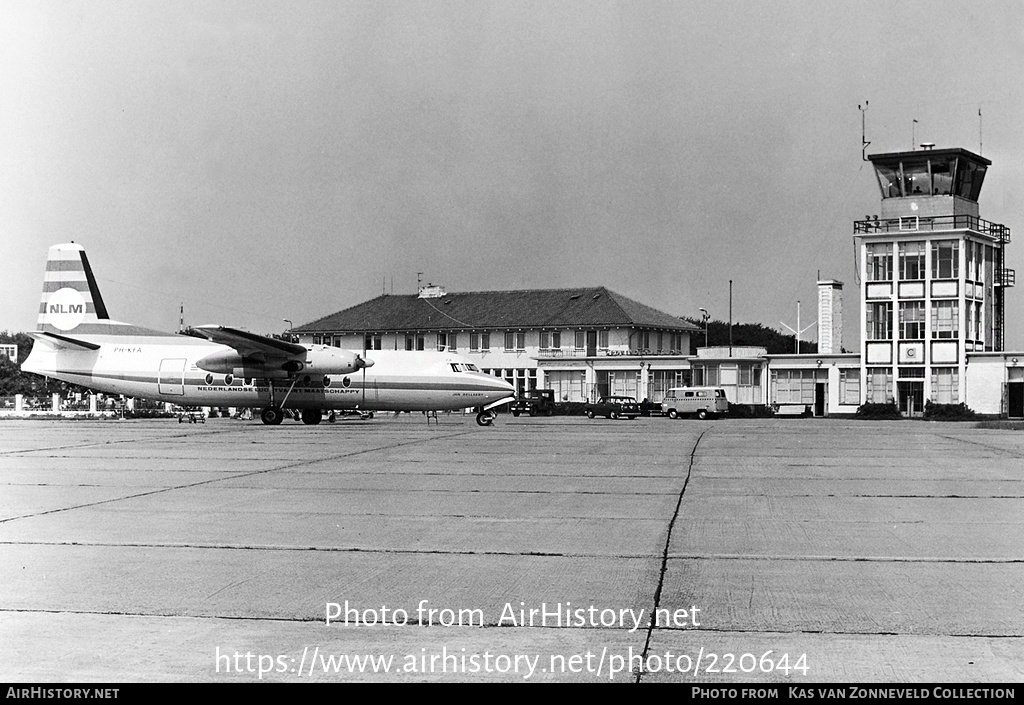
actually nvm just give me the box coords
[38,243,111,333]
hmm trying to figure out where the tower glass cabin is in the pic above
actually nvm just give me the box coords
[854,147,1013,416]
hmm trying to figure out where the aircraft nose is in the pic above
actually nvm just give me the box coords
[492,377,516,396]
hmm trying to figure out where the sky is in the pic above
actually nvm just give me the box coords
[3,0,1023,349]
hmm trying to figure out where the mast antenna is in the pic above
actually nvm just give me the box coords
[859,101,871,161]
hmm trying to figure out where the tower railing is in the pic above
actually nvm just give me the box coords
[854,215,1010,242]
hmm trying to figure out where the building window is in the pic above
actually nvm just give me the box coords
[865,367,893,404]
[599,330,609,350]
[504,332,525,351]
[839,369,860,405]
[931,367,959,404]
[931,241,959,279]
[574,331,585,351]
[899,241,925,281]
[705,366,719,386]
[540,331,560,350]
[866,302,892,340]
[436,333,457,351]
[866,243,892,281]
[931,301,959,339]
[363,334,382,350]
[481,332,490,351]
[470,333,479,351]
[899,301,925,340]
[771,370,822,405]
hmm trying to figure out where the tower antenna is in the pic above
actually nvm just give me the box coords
[858,102,871,161]
[979,108,983,155]
[781,300,816,355]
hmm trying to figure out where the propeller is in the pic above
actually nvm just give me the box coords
[360,350,376,409]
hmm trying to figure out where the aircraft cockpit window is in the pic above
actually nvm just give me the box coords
[466,364,480,372]
[450,363,462,373]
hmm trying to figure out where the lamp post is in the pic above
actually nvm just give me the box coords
[283,319,293,342]
[698,308,710,349]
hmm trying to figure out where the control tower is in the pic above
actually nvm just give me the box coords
[854,146,1013,415]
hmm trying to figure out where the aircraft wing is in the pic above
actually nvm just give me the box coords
[189,325,306,359]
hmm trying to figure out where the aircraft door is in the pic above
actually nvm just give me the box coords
[158,358,187,396]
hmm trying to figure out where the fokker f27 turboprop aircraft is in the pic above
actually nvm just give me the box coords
[23,243,515,426]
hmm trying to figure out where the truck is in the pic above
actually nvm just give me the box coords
[510,389,557,417]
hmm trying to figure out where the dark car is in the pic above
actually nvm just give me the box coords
[511,389,557,417]
[585,395,641,420]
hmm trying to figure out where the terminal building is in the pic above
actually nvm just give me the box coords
[295,142,1023,418]
[294,286,699,402]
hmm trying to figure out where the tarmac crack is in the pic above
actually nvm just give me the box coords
[6,608,1021,640]
[937,434,1024,458]
[0,540,662,559]
[636,428,708,684]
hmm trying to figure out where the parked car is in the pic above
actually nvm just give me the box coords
[660,387,729,420]
[585,395,641,420]
[511,389,557,417]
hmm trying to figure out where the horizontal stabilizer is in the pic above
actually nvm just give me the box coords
[28,331,101,351]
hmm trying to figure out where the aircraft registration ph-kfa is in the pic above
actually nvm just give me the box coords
[22,243,516,426]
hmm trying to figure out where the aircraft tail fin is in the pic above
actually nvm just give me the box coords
[37,243,113,333]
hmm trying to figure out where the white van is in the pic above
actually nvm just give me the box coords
[660,387,729,420]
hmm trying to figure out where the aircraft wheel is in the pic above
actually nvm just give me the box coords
[301,409,323,425]
[261,407,285,425]
[476,411,494,427]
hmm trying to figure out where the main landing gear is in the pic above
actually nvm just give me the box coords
[259,407,324,425]
[260,406,284,425]
[301,409,323,425]
[475,409,496,427]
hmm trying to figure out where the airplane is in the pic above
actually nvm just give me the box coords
[22,243,516,426]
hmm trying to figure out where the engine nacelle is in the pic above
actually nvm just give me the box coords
[306,345,368,374]
[196,349,250,374]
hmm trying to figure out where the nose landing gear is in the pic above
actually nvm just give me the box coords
[475,409,496,427]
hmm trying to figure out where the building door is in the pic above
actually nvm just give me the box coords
[586,330,597,357]
[158,358,186,396]
[897,381,924,417]
[814,383,827,417]
[1008,383,1024,418]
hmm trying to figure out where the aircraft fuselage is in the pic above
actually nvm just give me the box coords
[24,335,512,412]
